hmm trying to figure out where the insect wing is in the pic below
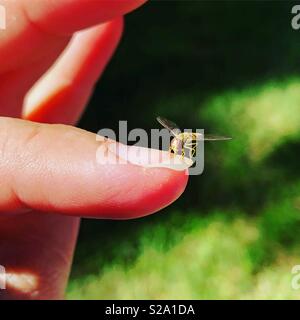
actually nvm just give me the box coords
[191,133,231,141]
[203,134,232,141]
[156,116,181,136]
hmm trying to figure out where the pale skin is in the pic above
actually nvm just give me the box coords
[0,0,189,299]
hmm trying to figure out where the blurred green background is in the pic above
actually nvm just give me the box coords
[67,1,300,299]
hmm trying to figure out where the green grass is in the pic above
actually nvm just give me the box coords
[67,210,300,299]
[68,1,300,299]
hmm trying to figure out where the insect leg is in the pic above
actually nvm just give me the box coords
[184,145,197,158]
[181,148,185,159]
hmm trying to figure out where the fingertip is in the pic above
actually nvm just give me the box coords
[24,0,146,35]
[98,167,189,219]
[131,168,189,219]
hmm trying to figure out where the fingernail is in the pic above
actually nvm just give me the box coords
[107,142,193,171]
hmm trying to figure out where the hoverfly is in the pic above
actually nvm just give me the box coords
[157,116,231,159]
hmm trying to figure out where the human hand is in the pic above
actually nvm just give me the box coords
[0,0,188,299]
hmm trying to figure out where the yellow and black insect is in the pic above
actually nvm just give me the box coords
[157,116,231,159]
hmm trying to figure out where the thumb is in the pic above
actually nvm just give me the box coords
[0,117,189,218]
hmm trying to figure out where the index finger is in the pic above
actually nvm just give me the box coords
[0,0,147,73]
[0,117,189,219]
